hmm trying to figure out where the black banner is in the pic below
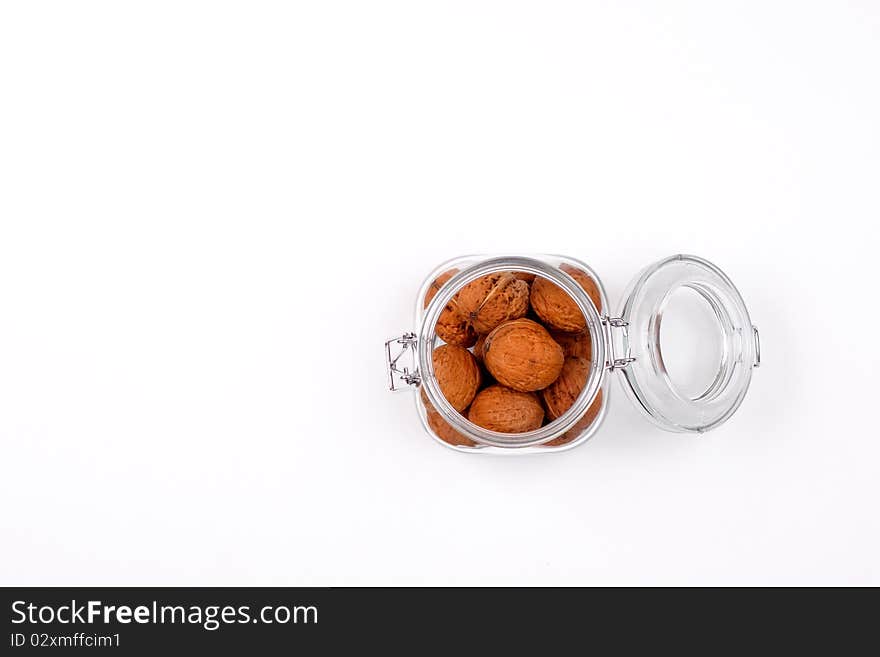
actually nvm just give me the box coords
[0,587,858,653]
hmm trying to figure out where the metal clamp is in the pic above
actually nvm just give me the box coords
[385,333,420,391]
[752,325,761,368]
[602,316,635,370]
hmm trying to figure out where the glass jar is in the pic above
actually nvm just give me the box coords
[385,254,760,454]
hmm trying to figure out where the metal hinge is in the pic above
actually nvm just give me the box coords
[752,325,761,368]
[385,333,420,391]
[602,316,636,370]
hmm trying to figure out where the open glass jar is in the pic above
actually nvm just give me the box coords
[386,254,760,454]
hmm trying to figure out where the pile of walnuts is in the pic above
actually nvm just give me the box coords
[421,264,605,448]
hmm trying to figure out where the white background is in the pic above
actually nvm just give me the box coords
[1,1,878,586]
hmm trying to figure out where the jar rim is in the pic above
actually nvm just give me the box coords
[418,255,608,448]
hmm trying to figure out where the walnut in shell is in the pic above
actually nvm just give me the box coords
[423,399,477,447]
[541,356,591,421]
[530,264,602,333]
[551,330,592,361]
[468,385,544,433]
[512,271,536,284]
[432,344,481,412]
[483,318,564,392]
[472,333,488,364]
[424,268,458,307]
[457,272,530,334]
[543,389,604,447]
[436,310,478,348]
[424,269,478,348]
[471,335,497,388]
[560,264,602,312]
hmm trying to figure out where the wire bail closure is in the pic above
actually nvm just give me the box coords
[603,316,635,370]
[385,333,420,391]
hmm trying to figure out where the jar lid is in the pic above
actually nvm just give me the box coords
[616,255,759,433]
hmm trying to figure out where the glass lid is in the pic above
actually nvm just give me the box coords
[616,254,760,433]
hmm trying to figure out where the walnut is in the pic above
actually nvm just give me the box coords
[512,271,536,284]
[438,313,478,347]
[468,385,544,433]
[543,389,604,447]
[471,335,497,388]
[541,356,590,421]
[551,330,592,361]
[530,264,602,333]
[457,272,530,334]
[472,333,488,364]
[431,344,481,412]
[483,318,564,392]
[423,399,477,447]
[424,268,458,307]
[424,269,477,348]
[560,264,602,312]
[436,310,478,348]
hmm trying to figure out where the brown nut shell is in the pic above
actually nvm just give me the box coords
[423,399,477,447]
[560,264,602,313]
[551,330,592,361]
[436,309,478,348]
[483,318,564,392]
[541,357,590,421]
[512,271,536,284]
[472,333,488,364]
[543,388,604,447]
[468,385,544,433]
[424,268,458,308]
[530,265,602,333]
[432,344,481,412]
[424,269,478,348]
[457,272,530,334]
